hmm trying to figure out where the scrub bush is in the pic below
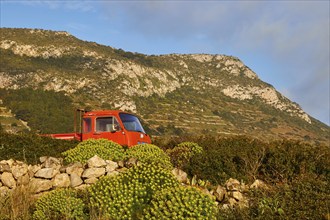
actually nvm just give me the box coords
[260,140,330,183]
[166,142,203,169]
[62,139,125,163]
[185,136,266,184]
[32,188,86,220]
[142,186,218,219]
[126,144,172,170]
[89,162,179,219]
[0,131,77,164]
[279,175,330,219]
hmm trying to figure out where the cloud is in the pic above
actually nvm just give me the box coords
[21,0,95,12]
[99,1,329,124]
[4,1,328,124]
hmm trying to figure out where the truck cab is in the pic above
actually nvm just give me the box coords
[81,110,151,146]
[47,110,151,147]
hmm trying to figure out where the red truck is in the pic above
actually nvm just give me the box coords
[46,109,151,147]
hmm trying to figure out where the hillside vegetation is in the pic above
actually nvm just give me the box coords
[0,88,74,133]
[0,28,329,145]
[0,130,329,219]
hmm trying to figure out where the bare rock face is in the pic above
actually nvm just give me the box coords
[41,156,63,168]
[171,168,188,183]
[87,155,106,168]
[117,167,128,173]
[105,160,119,173]
[35,168,59,179]
[250,179,268,190]
[222,85,311,123]
[66,162,84,176]
[225,178,241,191]
[0,161,12,172]
[117,160,125,168]
[107,170,119,177]
[17,174,30,186]
[28,165,41,177]
[29,178,53,193]
[12,163,29,179]
[74,184,88,191]
[53,173,70,188]
[84,177,98,184]
[1,172,16,189]
[82,168,106,179]
[231,191,244,201]
[200,188,214,198]
[214,185,226,202]
[125,158,138,168]
[70,173,83,187]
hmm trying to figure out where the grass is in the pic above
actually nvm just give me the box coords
[0,186,36,220]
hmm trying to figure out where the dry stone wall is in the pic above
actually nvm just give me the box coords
[0,155,126,195]
[0,156,267,209]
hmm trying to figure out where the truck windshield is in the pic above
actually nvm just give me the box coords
[119,113,146,133]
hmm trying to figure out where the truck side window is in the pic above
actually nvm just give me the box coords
[83,118,91,133]
[96,117,120,132]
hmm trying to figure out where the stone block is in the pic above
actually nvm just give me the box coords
[82,168,105,179]
[105,160,118,173]
[30,178,53,193]
[53,173,70,188]
[70,173,83,187]
[87,155,106,168]
[1,172,16,189]
[35,168,58,179]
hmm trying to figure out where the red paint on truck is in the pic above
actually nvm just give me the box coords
[45,110,151,147]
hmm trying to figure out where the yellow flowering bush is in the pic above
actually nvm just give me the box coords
[62,139,125,163]
[142,186,217,219]
[126,144,173,170]
[32,188,86,220]
[166,142,203,168]
[89,162,179,219]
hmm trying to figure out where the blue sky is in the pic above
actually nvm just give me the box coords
[1,1,329,125]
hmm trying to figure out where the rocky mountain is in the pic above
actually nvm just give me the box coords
[0,28,329,144]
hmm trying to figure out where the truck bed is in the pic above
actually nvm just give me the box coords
[45,133,81,140]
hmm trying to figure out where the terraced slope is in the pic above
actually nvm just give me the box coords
[0,28,328,144]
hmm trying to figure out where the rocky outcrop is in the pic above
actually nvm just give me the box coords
[222,85,311,123]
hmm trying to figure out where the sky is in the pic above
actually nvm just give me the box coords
[1,0,329,125]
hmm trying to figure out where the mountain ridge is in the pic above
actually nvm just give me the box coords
[0,28,328,144]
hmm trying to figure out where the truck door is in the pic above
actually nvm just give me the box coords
[81,117,93,141]
[92,116,127,145]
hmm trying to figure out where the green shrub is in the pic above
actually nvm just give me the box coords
[166,142,203,169]
[217,174,330,220]
[126,144,173,170]
[89,162,179,219]
[143,186,218,219]
[62,139,125,163]
[260,140,330,183]
[0,88,75,133]
[184,136,266,184]
[279,175,330,219]
[32,188,86,220]
[0,131,77,164]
